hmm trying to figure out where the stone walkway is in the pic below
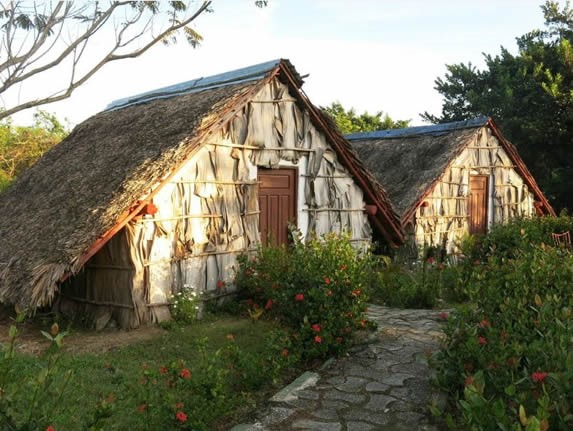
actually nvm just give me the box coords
[231,305,446,431]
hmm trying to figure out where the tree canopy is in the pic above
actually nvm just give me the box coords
[423,1,573,212]
[322,101,410,134]
[0,1,215,120]
[0,111,67,191]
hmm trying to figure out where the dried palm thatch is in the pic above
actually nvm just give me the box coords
[348,117,554,223]
[0,59,403,313]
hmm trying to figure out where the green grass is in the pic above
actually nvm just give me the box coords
[3,316,298,430]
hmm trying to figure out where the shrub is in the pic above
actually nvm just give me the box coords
[433,245,573,430]
[235,232,375,359]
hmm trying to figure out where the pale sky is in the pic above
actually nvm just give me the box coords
[4,0,548,127]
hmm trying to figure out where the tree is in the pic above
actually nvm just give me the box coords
[0,1,216,120]
[0,110,67,191]
[422,1,573,212]
[322,101,410,134]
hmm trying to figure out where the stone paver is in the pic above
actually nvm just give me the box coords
[230,305,446,431]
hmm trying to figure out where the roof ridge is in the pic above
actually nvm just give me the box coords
[345,116,490,141]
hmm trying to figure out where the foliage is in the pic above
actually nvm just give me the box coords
[0,111,68,192]
[0,316,298,430]
[422,1,573,212]
[235,232,375,359]
[322,101,410,134]
[0,314,77,431]
[464,215,573,260]
[169,284,200,324]
[433,245,573,429]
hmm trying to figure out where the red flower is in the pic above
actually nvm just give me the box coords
[45,427,55,431]
[351,289,361,297]
[159,366,168,375]
[340,264,347,271]
[314,335,322,344]
[478,336,487,346]
[464,376,475,387]
[326,289,333,297]
[281,348,289,357]
[437,263,444,270]
[137,403,147,413]
[176,411,188,423]
[479,319,491,328]
[216,280,225,289]
[426,257,434,264]
[438,312,448,320]
[179,368,192,379]
[295,293,304,302]
[312,324,321,333]
[324,277,331,285]
[360,319,367,328]
[265,299,273,310]
[531,371,548,383]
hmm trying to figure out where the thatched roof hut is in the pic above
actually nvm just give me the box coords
[347,117,554,254]
[0,59,402,326]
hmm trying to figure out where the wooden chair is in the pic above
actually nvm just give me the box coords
[552,231,571,249]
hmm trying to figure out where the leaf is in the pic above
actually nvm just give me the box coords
[40,330,54,341]
[247,307,264,321]
[519,405,529,426]
[8,325,18,339]
[534,294,542,306]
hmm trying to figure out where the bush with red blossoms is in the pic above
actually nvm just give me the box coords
[432,244,572,430]
[236,232,375,359]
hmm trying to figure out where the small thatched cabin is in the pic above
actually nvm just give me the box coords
[347,117,554,255]
[0,59,402,328]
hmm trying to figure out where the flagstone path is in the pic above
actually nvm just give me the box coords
[231,305,447,431]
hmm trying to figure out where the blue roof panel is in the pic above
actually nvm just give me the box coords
[106,59,283,111]
[345,116,490,141]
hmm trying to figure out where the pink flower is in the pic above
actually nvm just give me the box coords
[531,371,548,383]
[312,324,321,333]
[46,427,55,431]
[426,257,434,264]
[352,289,361,297]
[295,293,304,302]
[281,348,289,357]
[478,336,487,346]
[159,366,168,374]
[479,319,491,328]
[314,335,322,344]
[264,299,273,310]
[438,312,448,320]
[179,368,191,379]
[176,411,188,423]
[324,277,331,285]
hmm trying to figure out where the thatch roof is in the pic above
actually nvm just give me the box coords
[347,117,555,221]
[0,59,402,310]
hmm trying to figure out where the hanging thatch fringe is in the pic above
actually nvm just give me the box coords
[249,99,297,103]
[207,141,315,152]
[169,180,259,185]
[31,263,68,309]
[303,208,365,212]
[144,247,259,266]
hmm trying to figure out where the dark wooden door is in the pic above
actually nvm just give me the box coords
[258,169,297,246]
[469,175,488,235]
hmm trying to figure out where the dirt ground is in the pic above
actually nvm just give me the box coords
[0,310,165,356]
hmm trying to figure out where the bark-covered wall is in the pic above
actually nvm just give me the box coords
[127,78,372,323]
[413,126,535,253]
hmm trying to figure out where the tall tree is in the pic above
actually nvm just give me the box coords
[423,1,573,212]
[322,101,410,134]
[0,110,67,190]
[0,1,216,120]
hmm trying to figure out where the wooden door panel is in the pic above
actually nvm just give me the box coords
[258,169,296,246]
[469,176,488,235]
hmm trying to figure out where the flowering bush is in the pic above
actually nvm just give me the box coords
[433,245,573,430]
[169,284,200,323]
[236,232,375,359]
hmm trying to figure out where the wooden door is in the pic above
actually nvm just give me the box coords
[258,169,297,246]
[469,175,488,235]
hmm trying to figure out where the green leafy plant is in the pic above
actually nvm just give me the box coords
[236,232,375,359]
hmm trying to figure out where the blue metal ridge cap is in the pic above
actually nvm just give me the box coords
[345,116,490,141]
[105,59,284,111]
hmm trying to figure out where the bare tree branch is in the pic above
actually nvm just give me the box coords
[0,1,213,120]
